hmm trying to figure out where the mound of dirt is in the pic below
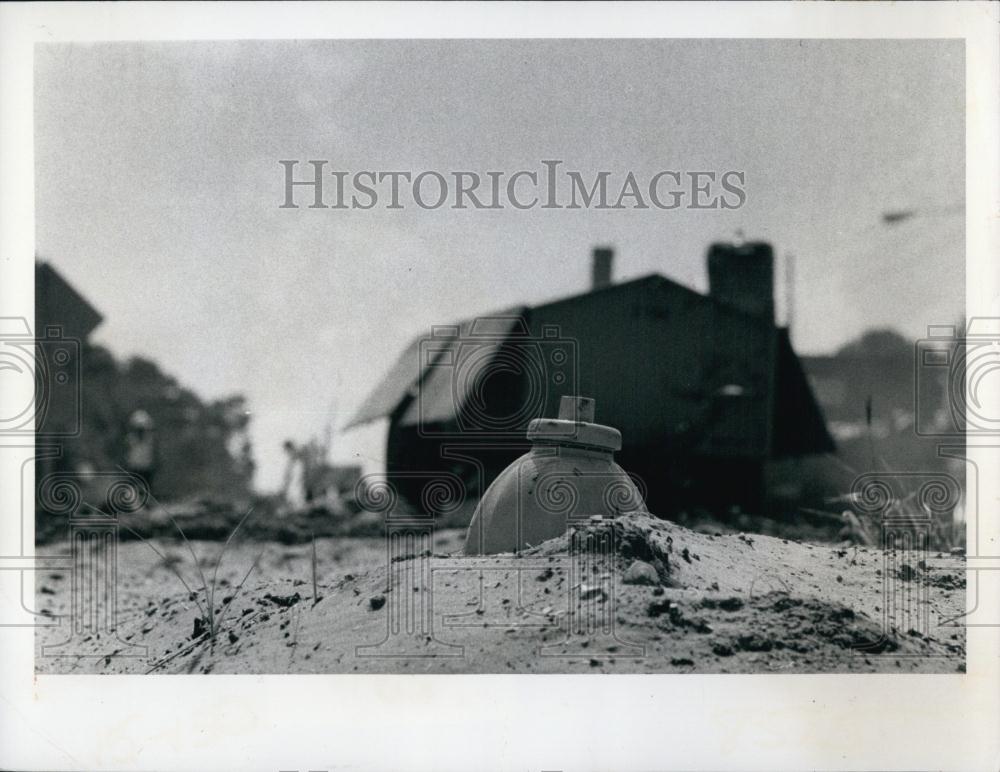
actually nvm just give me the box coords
[35,513,965,674]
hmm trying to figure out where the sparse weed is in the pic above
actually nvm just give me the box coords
[117,501,263,649]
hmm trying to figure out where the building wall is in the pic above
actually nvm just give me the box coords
[378,277,785,516]
[528,277,775,458]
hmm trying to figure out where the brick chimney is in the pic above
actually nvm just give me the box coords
[591,247,614,291]
[707,241,775,321]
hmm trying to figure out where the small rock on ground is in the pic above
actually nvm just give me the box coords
[623,560,660,586]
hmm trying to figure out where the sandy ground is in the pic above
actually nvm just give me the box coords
[34,514,965,673]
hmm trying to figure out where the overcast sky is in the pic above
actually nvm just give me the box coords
[35,39,964,490]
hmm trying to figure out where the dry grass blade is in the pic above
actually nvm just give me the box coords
[311,532,320,603]
[206,506,256,638]
[110,484,261,644]
[113,465,213,607]
[213,546,266,639]
[117,520,208,622]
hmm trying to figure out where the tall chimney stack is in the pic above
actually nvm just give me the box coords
[706,241,775,322]
[591,247,614,291]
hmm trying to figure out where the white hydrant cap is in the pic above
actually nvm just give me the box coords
[526,396,622,451]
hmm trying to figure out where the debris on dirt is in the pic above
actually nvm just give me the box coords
[898,564,918,582]
[612,516,671,567]
[646,599,675,618]
[369,595,386,611]
[675,610,712,633]
[926,572,965,591]
[754,591,899,654]
[735,633,773,652]
[623,560,659,586]
[228,631,239,644]
[391,549,432,563]
[579,584,607,601]
[263,591,302,608]
[536,567,554,582]
[699,597,744,612]
[647,599,712,632]
[712,642,735,657]
[671,657,695,666]
[191,616,207,640]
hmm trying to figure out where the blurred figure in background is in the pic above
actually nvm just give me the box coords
[124,409,157,494]
[280,439,307,511]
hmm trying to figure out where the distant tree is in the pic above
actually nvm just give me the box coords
[55,344,255,503]
[836,328,911,358]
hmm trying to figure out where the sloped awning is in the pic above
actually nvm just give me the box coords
[395,313,529,427]
[343,334,427,429]
[344,309,528,430]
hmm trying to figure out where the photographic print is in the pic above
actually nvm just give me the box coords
[28,38,970,674]
[2,4,998,771]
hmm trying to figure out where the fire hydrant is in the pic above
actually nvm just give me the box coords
[463,396,647,554]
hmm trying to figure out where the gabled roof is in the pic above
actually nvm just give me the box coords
[395,314,529,428]
[345,272,817,444]
[344,309,526,430]
[345,274,698,431]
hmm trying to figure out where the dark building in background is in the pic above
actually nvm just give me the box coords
[706,241,775,321]
[34,262,103,477]
[33,262,105,537]
[34,261,256,525]
[348,242,834,517]
[35,262,104,343]
[35,262,102,439]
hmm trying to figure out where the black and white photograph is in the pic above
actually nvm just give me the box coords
[2,3,998,770]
